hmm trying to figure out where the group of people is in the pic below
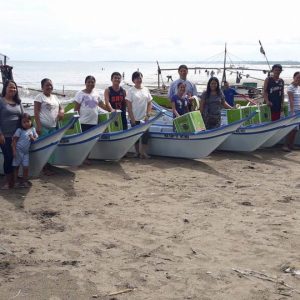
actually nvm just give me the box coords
[1,64,300,189]
[169,64,300,150]
[0,71,153,189]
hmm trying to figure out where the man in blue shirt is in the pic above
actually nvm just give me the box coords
[222,81,238,107]
[168,65,197,100]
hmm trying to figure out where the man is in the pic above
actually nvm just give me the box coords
[222,81,239,107]
[168,65,197,102]
[263,64,284,121]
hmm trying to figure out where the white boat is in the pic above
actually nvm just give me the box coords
[260,113,300,148]
[51,112,118,166]
[89,112,164,160]
[147,117,250,159]
[218,117,293,152]
[0,116,79,177]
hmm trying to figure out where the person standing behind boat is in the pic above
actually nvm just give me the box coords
[283,71,300,151]
[263,64,284,121]
[126,71,152,159]
[0,80,23,189]
[104,72,128,130]
[200,77,232,129]
[168,65,197,107]
[74,75,106,132]
[222,81,239,107]
[34,78,64,136]
[171,82,190,118]
[34,78,64,175]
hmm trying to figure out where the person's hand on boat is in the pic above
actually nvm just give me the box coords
[0,134,4,145]
[36,125,42,136]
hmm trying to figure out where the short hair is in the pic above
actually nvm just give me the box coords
[111,72,121,80]
[132,71,143,82]
[271,64,282,71]
[178,64,188,71]
[41,78,52,88]
[85,75,96,83]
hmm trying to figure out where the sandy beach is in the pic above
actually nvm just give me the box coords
[0,148,300,300]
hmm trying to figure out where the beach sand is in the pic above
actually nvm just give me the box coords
[0,148,300,300]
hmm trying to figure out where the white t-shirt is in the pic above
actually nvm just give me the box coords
[34,93,60,128]
[287,84,300,112]
[126,86,152,121]
[74,90,103,125]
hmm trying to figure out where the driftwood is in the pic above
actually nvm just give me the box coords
[108,288,134,296]
[232,268,300,294]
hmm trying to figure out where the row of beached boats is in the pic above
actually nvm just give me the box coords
[1,102,300,177]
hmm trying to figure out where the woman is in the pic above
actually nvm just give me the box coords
[34,78,64,175]
[126,71,152,158]
[200,77,232,129]
[171,82,189,118]
[74,75,106,132]
[0,80,23,189]
[34,78,64,136]
[283,71,300,151]
[104,72,128,130]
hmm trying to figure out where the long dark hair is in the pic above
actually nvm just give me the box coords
[1,80,21,104]
[205,77,221,99]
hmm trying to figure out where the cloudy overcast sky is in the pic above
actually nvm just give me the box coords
[1,0,299,61]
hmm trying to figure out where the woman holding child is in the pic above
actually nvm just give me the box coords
[0,80,24,189]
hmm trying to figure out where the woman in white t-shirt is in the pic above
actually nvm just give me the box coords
[73,75,106,132]
[126,71,152,158]
[283,71,300,151]
[34,78,64,175]
[34,78,64,136]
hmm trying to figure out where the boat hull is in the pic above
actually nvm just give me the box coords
[148,120,245,159]
[0,116,78,177]
[51,113,117,166]
[89,112,164,160]
[218,117,292,152]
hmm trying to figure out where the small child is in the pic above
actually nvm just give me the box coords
[12,113,38,188]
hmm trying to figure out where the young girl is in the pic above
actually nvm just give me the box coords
[171,82,190,118]
[12,113,38,188]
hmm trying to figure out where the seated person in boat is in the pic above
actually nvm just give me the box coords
[263,64,284,121]
[104,72,128,130]
[200,77,232,129]
[126,71,152,159]
[73,75,107,132]
[171,82,190,118]
[168,65,198,109]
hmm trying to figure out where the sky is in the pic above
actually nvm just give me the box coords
[1,0,299,62]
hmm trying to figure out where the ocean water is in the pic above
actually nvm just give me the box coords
[4,60,300,103]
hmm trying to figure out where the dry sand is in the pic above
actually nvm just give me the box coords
[0,148,300,300]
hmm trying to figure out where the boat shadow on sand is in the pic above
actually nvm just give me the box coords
[88,155,234,181]
[213,146,300,167]
[0,166,76,209]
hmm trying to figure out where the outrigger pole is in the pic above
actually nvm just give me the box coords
[259,40,271,71]
[221,43,227,84]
